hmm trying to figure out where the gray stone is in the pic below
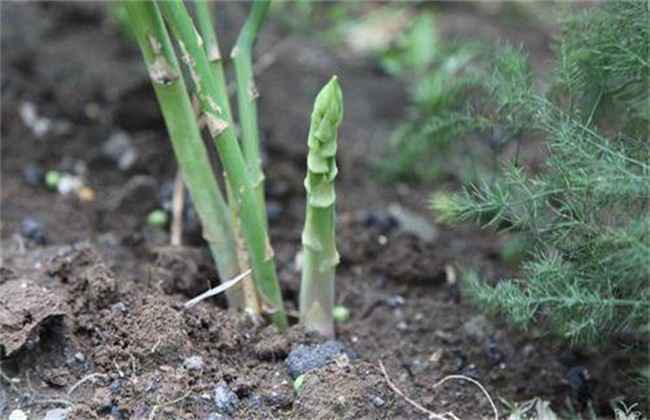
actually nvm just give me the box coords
[371,396,385,407]
[213,382,239,415]
[9,410,27,420]
[387,203,437,242]
[102,131,137,171]
[463,315,493,341]
[183,355,204,371]
[43,408,69,420]
[286,340,346,379]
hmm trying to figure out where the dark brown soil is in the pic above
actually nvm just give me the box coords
[1,2,646,419]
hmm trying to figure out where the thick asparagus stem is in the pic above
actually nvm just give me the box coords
[123,1,244,308]
[232,0,271,229]
[299,77,344,337]
[158,0,287,329]
[194,0,261,317]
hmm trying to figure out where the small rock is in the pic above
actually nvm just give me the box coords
[463,315,493,341]
[371,395,385,407]
[111,302,127,313]
[207,414,229,420]
[387,203,437,242]
[21,217,47,245]
[485,337,505,366]
[23,162,44,186]
[183,355,204,371]
[9,410,27,420]
[57,174,83,195]
[385,295,405,307]
[43,408,69,420]
[567,366,592,404]
[102,131,137,171]
[358,209,399,234]
[286,340,346,379]
[213,382,239,415]
[74,352,86,363]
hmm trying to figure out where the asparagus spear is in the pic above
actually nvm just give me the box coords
[299,77,344,337]
[123,1,244,308]
[232,0,271,229]
[158,0,287,329]
[194,0,261,318]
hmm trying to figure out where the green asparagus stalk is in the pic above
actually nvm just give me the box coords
[194,0,261,317]
[158,0,288,329]
[299,77,344,337]
[232,0,271,229]
[123,1,244,308]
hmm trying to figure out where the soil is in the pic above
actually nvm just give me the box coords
[1,2,646,419]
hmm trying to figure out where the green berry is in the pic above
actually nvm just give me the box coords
[45,170,62,190]
[332,305,350,323]
[147,209,169,227]
[293,374,306,394]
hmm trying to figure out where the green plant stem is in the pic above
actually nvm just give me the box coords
[194,0,261,317]
[300,77,344,337]
[124,1,244,308]
[232,0,271,230]
[158,0,287,329]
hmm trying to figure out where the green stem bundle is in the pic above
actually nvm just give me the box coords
[158,0,287,329]
[232,0,271,229]
[299,77,344,337]
[194,0,261,317]
[124,1,244,308]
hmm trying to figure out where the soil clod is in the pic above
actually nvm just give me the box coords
[286,340,347,379]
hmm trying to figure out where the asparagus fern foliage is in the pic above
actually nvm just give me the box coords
[432,1,650,345]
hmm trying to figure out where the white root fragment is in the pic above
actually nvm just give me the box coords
[184,269,252,308]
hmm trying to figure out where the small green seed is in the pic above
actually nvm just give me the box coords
[45,170,62,190]
[293,374,306,393]
[147,209,169,227]
[332,305,350,323]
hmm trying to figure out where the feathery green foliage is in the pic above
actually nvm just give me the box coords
[433,1,650,345]
[376,12,513,183]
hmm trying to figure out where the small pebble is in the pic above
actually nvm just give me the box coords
[371,395,385,408]
[213,382,239,415]
[111,302,127,313]
[567,366,592,404]
[102,130,137,171]
[74,352,86,363]
[183,355,205,371]
[9,410,27,420]
[57,174,83,195]
[385,295,405,307]
[23,162,44,186]
[43,408,69,420]
[21,217,47,245]
[358,209,399,234]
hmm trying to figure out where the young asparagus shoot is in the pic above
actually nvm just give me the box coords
[299,76,344,337]
[232,0,271,229]
[123,1,245,308]
[194,0,261,318]
[158,0,288,329]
